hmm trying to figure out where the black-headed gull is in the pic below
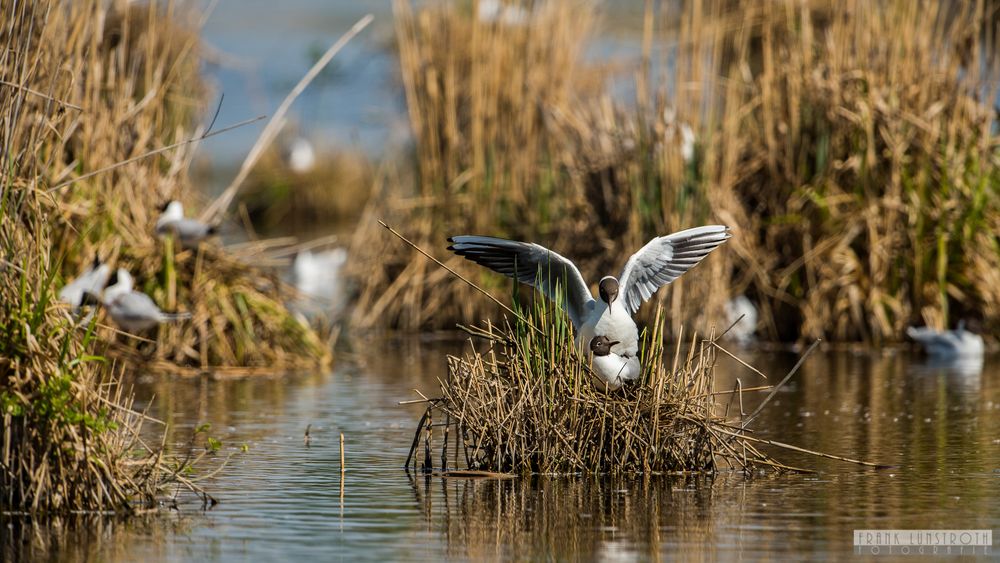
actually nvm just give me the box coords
[59,255,112,311]
[907,322,984,359]
[96,268,191,332]
[448,225,731,358]
[589,335,640,391]
[155,200,218,245]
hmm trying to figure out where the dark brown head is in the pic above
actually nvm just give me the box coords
[589,335,620,357]
[598,276,619,305]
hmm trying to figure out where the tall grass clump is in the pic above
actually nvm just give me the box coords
[30,0,327,371]
[1,0,209,512]
[408,297,791,475]
[704,0,1000,342]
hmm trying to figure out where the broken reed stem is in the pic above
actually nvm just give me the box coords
[340,432,346,474]
[712,428,889,469]
[203,14,374,221]
[379,220,530,327]
[48,116,265,193]
[744,339,822,425]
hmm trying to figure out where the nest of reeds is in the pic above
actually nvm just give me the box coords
[407,302,806,475]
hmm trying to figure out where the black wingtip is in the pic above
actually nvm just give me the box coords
[446,236,456,243]
[207,224,219,236]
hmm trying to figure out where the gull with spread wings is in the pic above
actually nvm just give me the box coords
[448,225,731,364]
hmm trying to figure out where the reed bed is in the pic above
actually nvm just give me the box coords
[354,0,1000,344]
[25,0,329,372]
[708,0,1000,342]
[1,0,217,513]
[407,300,801,475]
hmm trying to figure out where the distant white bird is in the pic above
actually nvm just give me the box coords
[59,256,112,311]
[477,0,530,26]
[286,137,316,174]
[679,123,696,164]
[448,225,731,359]
[99,268,191,332]
[724,295,758,345]
[589,335,640,391]
[293,248,348,317]
[907,322,984,359]
[662,107,696,164]
[155,200,218,245]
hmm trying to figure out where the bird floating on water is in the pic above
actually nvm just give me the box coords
[907,321,984,359]
[59,255,111,311]
[155,200,218,245]
[93,268,191,332]
[448,225,731,359]
[589,335,641,391]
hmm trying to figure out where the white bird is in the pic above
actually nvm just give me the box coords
[286,137,316,174]
[98,268,191,332]
[155,200,218,245]
[907,322,984,359]
[724,295,757,345]
[59,256,112,311]
[679,123,696,164]
[448,225,731,358]
[589,335,641,391]
[477,0,530,26]
[293,248,348,317]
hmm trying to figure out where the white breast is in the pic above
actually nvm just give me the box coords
[576,301,639,357]
[591,353,641,391]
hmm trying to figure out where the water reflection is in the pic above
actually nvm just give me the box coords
[3,343,998,561]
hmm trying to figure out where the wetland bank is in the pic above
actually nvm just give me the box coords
[3,0,1000,560]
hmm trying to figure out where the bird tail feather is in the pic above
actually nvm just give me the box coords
[162,312,192,322]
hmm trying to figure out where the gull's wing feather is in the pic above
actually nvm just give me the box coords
[448,235,593,327]
[618,225,731,316]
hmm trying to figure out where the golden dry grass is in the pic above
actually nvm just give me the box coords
[0,0,220,513]
[353,0,1000,345]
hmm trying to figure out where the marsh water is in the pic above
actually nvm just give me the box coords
[5,339,999,561]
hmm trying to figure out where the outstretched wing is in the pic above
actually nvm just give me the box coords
[618,225,731,316]
[448,235,593,327]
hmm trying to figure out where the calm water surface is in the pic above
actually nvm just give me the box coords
[6,338,999,561]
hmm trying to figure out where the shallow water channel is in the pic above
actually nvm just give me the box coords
[5,337,999,560]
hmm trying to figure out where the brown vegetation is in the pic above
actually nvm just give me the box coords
[0,0,225,513]
[352,0,1000,344]
[32,0,328,372]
